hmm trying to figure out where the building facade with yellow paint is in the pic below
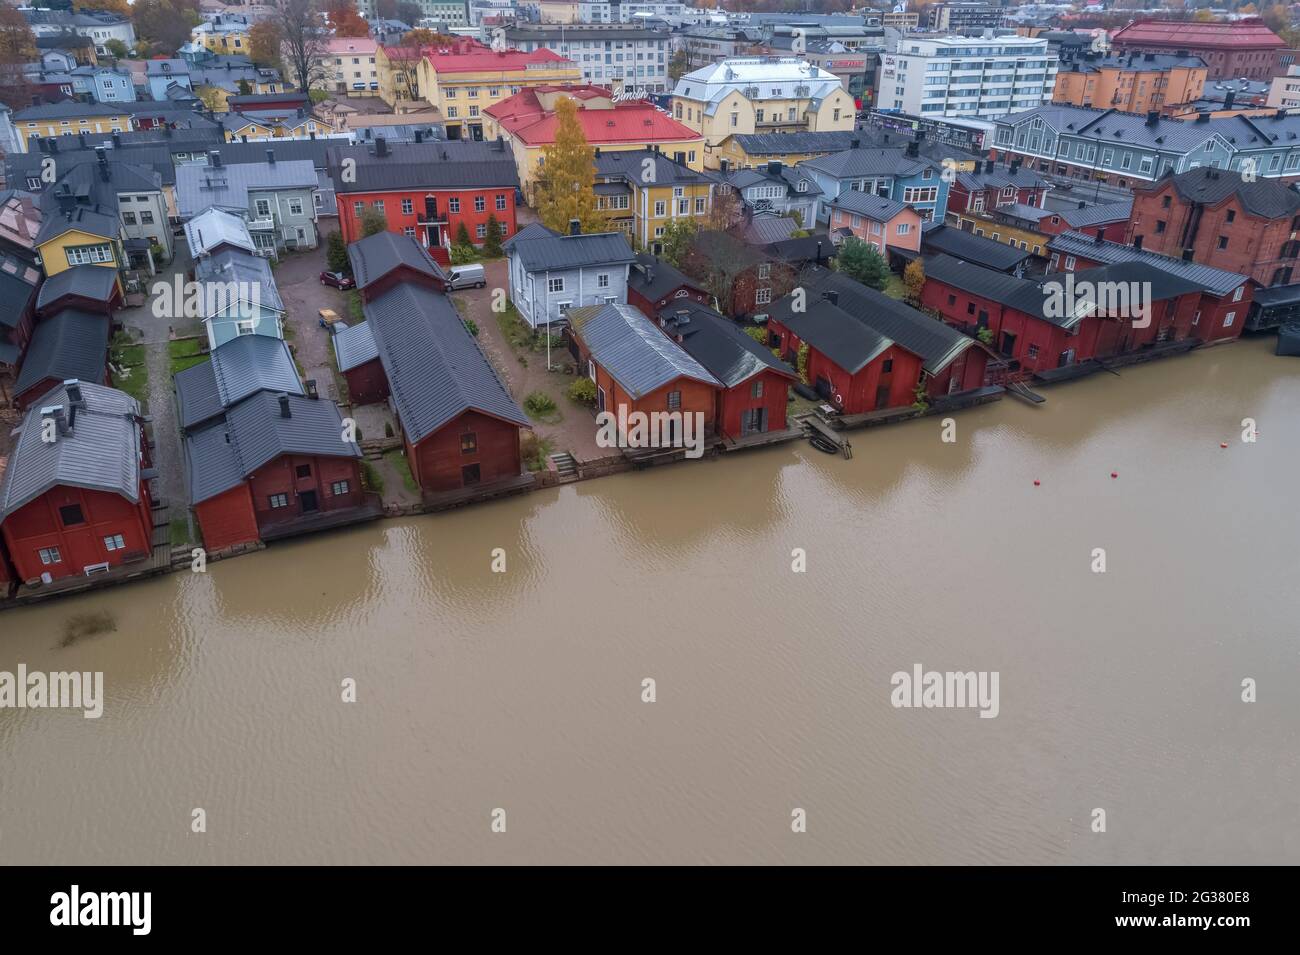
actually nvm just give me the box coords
[191,15,252,55]
[669,58,855,168]
[593,149,715,252]
[418,48,582,141]
[11,102,132,152]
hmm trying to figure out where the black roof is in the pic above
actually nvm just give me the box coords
[1250,282,1300,307]
[348,231,448,288]
[657,300,795,388]
[921,223,1032,273]
[35,264,118,313]
[14,309,108,397]
[1158,166,1300,220]
[328,140,518,194]
[0,254,42,330]
[628,252,703,302]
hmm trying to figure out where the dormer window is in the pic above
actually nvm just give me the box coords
[797,180,807,192]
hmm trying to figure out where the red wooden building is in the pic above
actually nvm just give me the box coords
[655,302,797,439]
[682,230,797,320]
[0,381,153,584]
[626,253,710,319]
[1046,231,1253,344]
[361,281,531,492]
[1036,200,1132,244]
[948,160,1051,216]
[767,268,989,412]
[329,138,519,265]
[347,229,448,301]
[12,309,111,411]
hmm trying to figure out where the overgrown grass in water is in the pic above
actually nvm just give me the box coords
[60,611,117,648]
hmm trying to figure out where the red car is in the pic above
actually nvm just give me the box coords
[320,270,355,290]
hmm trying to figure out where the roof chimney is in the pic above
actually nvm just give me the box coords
[1195,112,1210,123]
[767,160,781,175]
[414,129,423,144]
[850,137,860,149]
[906,141,919,158]
[111,131,121,147]
[1133,235,1143,250]
[209,149,222,167]
[1224,90,1235,111]
[266,148,275,165]
[375,136,388,157]
[1095,230,1104,243]
[569,218,581,236]
[63,379,84,429]
[278,393,291,418]
[41,405,69,438]
[1146,110,1159,127]
[823,290,839,306]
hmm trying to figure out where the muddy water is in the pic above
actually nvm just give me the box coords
[1,337,1297,865]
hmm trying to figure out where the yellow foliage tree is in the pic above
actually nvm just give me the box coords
[533,96,607,235]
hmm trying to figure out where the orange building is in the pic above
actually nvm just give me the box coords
[1053,52,1206,114]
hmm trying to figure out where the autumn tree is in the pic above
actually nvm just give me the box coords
[404,29,456,47]
[132,0,201,58]
[360,207,388,237]
[668,49,688,83]
[383,45,424,103]
[658,217,698,267]
[195,84,224,111]
[249,21,283,70]
[326,0,370,38]
[274,0,330,93]
[534,96,606,235]
[903,259,926,306]
[0,8,36,109]
[75,0,132,14]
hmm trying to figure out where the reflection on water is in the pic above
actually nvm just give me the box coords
[1,338,1297,864]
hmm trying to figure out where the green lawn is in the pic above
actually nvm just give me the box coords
[167,338,204,358]
[110,362,149,403]
[110,343,145,366]
[170,354,209,376]
[169,519,192,548]
[882,274,907,301]
[382,449,419,494]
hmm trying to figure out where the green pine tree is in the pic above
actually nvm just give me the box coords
[483,214,504,257]
[836,237,890,291]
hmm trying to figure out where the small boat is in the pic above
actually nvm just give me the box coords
[1276,323,1300,357]
[808,433,840,455]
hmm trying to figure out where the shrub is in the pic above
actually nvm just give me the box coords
[566,377,597,404]
[523,390,558,419]
[482,214,504,257]
[977,327,994,345]
[326,231,350,273]
[743,326,768,344]
[449,243,477,265]
[463,318,479,336]
[520,432,555,472]
[456,222,472,247]
[360,460,384,493]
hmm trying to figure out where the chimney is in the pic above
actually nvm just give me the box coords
[1146,110,1159,127]
[266,149,275,165]
[815,240,823,264]
[77,131,86,148]
[1133,235,1143,250]
[209,149,222,168]
[1196,112,1210,123]
[111,131,121,147]
[850,137,860,149]
[63,379,84,429]
[305,379,318,399]
[569,218,581,236]
[1094,230,1103,243]
[1224,90,1235,111]
[1009,158,1022,174]
[1182,249,1195,261]
[414,130,423,144]
[46,137,58,154]
[823,290,839,306]
[719,158,729,173]
[906,141,919,158]
[278,394,291,418]
[41,405,69,438]
[767,160,781,175]
[494,135,505,152]
[594,147,601,158]
[376,136,388,157]
[1077,200,1087,209]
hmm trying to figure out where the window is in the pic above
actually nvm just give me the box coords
[469,106,479,117]
[269,493,289,509]
[1218,236,1228,250]
[255,198,272,218]
[461,432,478,454]
[296,464,312,478]
[288,198,303,216]
[447,107,458,119]
[404,227,416,237]
[1223,311,1236,328]
[402,198,413,215]
[1155,220,1166,234]
[123,211,137,225]
[39,547,62,566]
[103,534,126,552]
[751,379,764,399]
[757,263,771,279]
[897,223,910,236]
[476,223,487,239]
[354,201,365,216]
[548,277,565,293]
[1233,286,1244,302]
[654,200,666,217]
[1027,344,1040,360]
[1161,195,1172,209]
[449,197,460,213]
[695,197,706,214]
[65,244,113,266]
[597,273,610,289]
[755,287,772,305]
[331,481,350,496]
[667,390,681,410]
[373,200,384,214]
[236,320,256,336]
[496,194,507,211]
[140,211,154,225]
[59,504,85,526]
[1226,210,1236,223]
[474,196,485,212]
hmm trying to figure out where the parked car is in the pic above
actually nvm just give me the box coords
[447,263,486,290]
[320,270,355,290]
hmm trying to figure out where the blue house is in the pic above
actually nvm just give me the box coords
[195,249,284,349]
[74,65,137,103]
[800,143,951,226]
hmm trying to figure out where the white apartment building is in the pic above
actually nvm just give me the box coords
[878,34,1058,122]
[503,25,671,92]
[1267,65,1300,109]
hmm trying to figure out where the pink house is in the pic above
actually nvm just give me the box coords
[829,192,922,256]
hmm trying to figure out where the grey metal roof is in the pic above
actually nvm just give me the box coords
[830,190,910,220]
[801,147,934,180]
[34,203,118,245]
[35,264,117,312]
[332,321,379,373]
[1058,199,1133,228]
[193,249,284,313]
[186,391,360,505]
[0,381,141,519]
[993,202,1055,222]
[567,303,721,399]
[175,159,318,218]
[347,230,448,289]
[629,252,703,302]
[327,141,518,194]
[1046,231,1248,295]
[14,309,109,398]
[955,164,1049,193]
[1161,166,1300,219]
[771,265,978,375]
[595,149,714,187]
[174,336,303,431]
[506,227,636,274]
[364,282,530,443]
[658,300,796,388]
[728,131,860,155]
[922,223,1031,273]
[741,215,801,245]
[770,297,893,374]
[13,101,131,120]
[0,254,42,329]
[185,207,256,258]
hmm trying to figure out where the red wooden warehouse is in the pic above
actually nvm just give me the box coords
[0,381,154,584]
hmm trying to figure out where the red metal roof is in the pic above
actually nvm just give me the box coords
[487,85,698,146]
[1113,18,1285,51]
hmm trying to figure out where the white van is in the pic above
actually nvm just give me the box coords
[447,263,486,290]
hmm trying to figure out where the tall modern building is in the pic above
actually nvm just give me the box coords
[878,34,1057,121]
[926,4,1005,35]
[503,24,671,92]
[355,0,470,27]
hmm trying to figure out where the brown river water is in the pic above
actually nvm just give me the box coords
[1,337,1297,865]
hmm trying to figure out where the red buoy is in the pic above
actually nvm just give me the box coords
[1221,442,1229,449]
[1033,479,1041,486]
[1111,472,1118,478]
